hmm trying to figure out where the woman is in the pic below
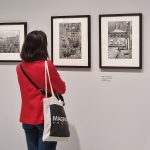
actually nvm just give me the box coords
[16,30,66,150]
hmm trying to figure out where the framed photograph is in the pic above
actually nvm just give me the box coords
[0,22,27,62]
[51,15,91,68]
[99,13,142,69]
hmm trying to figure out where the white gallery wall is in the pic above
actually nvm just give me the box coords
[0,0,150,150]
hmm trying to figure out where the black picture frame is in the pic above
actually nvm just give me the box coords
[51,15,91,68]
[99,13,142,69]
[0,22,27,62]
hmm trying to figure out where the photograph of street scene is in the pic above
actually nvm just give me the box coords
[108,21,132,59]
[0,30,20,53]
[59,23,81,59]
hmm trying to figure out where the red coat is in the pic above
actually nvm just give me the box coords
[16,60,66,125]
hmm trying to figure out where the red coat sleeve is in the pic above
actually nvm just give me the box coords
[47,60,66,94]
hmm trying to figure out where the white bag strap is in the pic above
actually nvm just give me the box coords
[45,61,55,98]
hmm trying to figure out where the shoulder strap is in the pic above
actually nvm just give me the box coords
[20,63,64,103]
[45,61,56,98]
[20,64,47,96]
[44,61,65,105]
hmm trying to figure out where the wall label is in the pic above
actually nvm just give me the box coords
[101,75,112,82]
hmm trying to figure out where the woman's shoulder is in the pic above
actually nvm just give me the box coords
[16,62,22,72]
[47,60,58,73]
[16,60,56,71]
[47,60,55,68]
[30,60,54,66]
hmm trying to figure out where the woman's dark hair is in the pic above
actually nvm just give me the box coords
[21,30,49,62]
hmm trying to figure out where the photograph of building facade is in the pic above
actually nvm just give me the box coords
[108,21,132,59]
[0,30,20,53]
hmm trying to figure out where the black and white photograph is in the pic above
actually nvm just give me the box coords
[59,23,81,59]
[0,30,20,53]
[99,14,142,68]
[51,15,91,68]
[0,22,27,61]
[108,21,132,59]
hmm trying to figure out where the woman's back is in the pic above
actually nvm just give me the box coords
[16,60,66,124]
